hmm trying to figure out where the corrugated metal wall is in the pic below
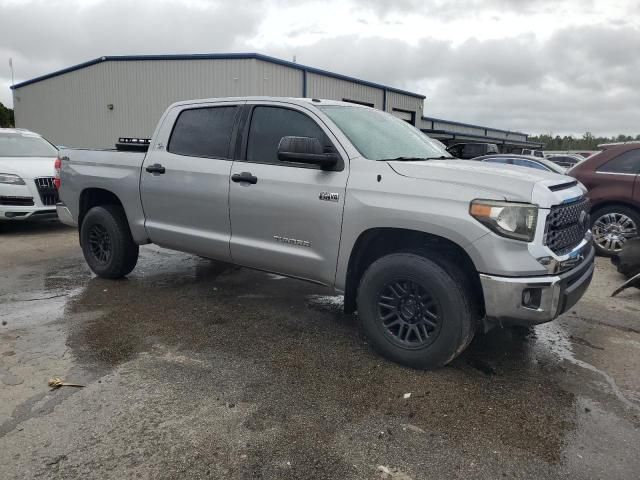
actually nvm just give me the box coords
[306,72,384,109]
[13,57,432,148]
[13,58,305,148]
[386,91,423,117]
[14,57,535,150]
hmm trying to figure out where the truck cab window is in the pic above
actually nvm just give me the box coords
[168,106,238,158]
[246,106,330,165]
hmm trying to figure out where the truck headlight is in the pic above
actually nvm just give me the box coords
[0,173,26,185]
[470,200,538,242]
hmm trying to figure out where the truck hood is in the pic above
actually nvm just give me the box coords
[0,156,57,179]
[388,159,570,203]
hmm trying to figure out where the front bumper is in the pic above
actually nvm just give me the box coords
[480,244,595,325]
[1,177,58,221]
[0,205,57,220]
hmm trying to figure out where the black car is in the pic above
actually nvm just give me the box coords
[473,154,567,174]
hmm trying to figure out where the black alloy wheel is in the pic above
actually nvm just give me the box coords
[88,224,112,264]
[377,279,442,349]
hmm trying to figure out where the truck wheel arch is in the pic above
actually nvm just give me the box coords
[78,188,128,231]
[343,228,484,316]
[590,200,640,216]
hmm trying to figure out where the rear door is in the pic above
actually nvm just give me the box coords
[595,149,640,203]
[228,101,349,285]
[140,101,242,260]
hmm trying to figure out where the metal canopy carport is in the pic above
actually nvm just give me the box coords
[424,130,544,149]
[420,115,543,151]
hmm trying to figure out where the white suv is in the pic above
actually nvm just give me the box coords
[0,128,59,221]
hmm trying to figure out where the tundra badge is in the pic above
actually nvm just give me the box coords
[273,236,311,248]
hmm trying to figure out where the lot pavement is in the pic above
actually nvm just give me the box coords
[1,220,639,480]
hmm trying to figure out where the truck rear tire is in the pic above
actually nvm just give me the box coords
[357,253,476,369]
[80,205,139,279]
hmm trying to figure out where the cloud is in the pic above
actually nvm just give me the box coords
[0,0,263,94]
[264,24,640,135]
[1,0,639,136]
[341,0,590,19]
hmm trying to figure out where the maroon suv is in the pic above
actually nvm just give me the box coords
[569,142,640,256]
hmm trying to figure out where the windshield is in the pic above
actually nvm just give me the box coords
[318,105,452,161]
[0,133,58,157]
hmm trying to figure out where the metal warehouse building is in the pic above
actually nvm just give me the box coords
[10,53,542,150]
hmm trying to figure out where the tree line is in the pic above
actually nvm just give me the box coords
[529,132,640,151]
[0,102,14,127]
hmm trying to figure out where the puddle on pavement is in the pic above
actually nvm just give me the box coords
[5,244,622,468]
[50,247,578,465]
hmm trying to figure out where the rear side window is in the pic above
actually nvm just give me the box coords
[168,106,237,158]
[246,106,330,165]
[598,149,640,174]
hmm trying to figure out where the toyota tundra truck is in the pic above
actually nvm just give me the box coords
[55,97,595,369]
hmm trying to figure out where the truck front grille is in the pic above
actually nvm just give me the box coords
[0,196,34,206]
[34,177,59,206]
[544,197,590,255]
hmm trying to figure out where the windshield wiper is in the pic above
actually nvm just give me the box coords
[385,156,451,161]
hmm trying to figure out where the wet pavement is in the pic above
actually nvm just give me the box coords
[1,221,639,479]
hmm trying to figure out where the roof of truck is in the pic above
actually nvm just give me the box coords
[167,97,362,109]
[10,53,426,99]
[0,128,40,136]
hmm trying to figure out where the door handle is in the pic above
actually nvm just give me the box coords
[145,163,166,174]
[231,172,258,184]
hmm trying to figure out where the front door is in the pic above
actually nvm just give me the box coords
[140,102,241,260]
[228,102,349,285]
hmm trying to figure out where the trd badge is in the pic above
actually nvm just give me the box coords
[319,192,339,202]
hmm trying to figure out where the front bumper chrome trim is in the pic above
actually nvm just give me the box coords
[535,234,593,274]
[480,245,595,325]
[56,202,77,227]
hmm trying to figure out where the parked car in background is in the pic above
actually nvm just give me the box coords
[569,142,640,256]
[0,128,59,221]
[545,153,585,169]
[511,148,545,158]
[446,142,499,159]
[55,97,594,369]
[473,154,567,174]
[521,148,545,158]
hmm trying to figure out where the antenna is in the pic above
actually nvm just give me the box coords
[292,55,297,63]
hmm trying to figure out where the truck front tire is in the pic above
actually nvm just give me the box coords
[80,205,139,279]
[357,253,476,369]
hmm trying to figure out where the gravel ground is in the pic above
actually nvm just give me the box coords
[1,220,639,480]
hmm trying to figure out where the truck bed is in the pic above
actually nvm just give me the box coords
[58,148,149,243]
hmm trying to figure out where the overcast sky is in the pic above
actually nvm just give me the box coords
[1,0,638,136]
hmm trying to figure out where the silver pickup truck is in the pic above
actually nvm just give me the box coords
[56,97,595,368]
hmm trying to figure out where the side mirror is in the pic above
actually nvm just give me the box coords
[277,136,338,169]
